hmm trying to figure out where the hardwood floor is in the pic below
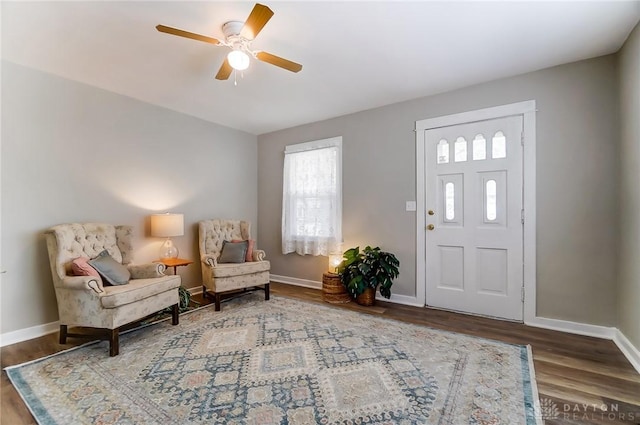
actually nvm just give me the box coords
[2,282,639,425]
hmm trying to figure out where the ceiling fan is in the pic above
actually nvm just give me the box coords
[156,3,302,82]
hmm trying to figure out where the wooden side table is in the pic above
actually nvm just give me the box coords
[157,258,193,275]
[322,272,351,304]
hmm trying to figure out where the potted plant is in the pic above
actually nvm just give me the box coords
[337,246,400,306]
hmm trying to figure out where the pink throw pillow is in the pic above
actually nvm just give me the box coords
[71,257,100,278]
[232,239,255,262]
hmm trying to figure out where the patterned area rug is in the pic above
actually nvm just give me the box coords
[6,294,541,424]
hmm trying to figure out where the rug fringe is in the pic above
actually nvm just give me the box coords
[4,371,48,425]
[4,339,100,371]
[527,344,544,425]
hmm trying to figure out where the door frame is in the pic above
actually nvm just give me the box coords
[415,100,536,323]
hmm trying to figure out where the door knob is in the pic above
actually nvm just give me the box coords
[427,224,435,231]
[428,210,435,216]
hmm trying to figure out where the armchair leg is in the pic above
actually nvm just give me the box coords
[202,285,208,300]
[59,325,67,344]
[172,303,179,325]
[214,293,221,311]
[265,283,270,301]
[109,329,119,357]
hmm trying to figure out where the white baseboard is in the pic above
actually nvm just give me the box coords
[1,320,59,348]
[377,292,424,307]
[525,316,617,339]
[270,274,322,289]
[187,285,203,295]
[271,274,424,308]
[613,329,640,374]
[480,316,640,375]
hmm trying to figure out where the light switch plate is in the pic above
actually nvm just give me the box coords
[406,201,416,211]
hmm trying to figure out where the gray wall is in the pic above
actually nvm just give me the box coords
[258,55,620,326]
[1,61,258,335]
[618,22,640,349]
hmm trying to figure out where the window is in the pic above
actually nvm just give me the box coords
[437,139,449,164]
[282,137,342,256]
[445,182,455,220]
[454,137,467,162]
[486,179,497,221]
[492,131,507,158]
[472,134,486,160]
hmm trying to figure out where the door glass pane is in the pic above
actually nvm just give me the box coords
[492,131,506,159]
[445,182,455,220]
[486,180,497,221]
[454,137,467,162]
[473,134,486,160]
[437,139,449,164]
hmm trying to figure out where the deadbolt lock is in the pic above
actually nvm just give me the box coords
[426,224,435,231]
[428,210,435,216]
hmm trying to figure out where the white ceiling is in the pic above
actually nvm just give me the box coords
[2,1,639,135]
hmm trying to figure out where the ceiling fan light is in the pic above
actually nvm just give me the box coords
[228,50,250,71]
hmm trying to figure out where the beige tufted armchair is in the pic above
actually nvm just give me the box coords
[199,219,270,311]
[45,223,181,356]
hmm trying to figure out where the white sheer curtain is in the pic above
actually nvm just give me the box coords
[282,137,342,256]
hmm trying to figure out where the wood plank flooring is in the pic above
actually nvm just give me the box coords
[2,282,639,425]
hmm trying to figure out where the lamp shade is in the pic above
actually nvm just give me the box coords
[150,213,184,237]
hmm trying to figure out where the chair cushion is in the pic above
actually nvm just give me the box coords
[211,261,270,278]
[100,275,181,309]
[89,250,130,286]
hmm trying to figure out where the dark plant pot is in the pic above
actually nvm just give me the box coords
[355,287,376,306]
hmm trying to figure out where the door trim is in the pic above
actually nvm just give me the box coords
[415,100,537,323]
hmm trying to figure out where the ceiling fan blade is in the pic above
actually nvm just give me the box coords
[215,58,233,80]
[240,3,274,40]
[156,24,220,45]
[256,51,303,73]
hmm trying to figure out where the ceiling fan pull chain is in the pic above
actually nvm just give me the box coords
[234,69,238,86]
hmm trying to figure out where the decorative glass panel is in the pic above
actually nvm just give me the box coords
[445,182,455,220]
[454,137,467,162]
[486,180,497,221]
[472,134,486,160]
[492,131,506,159]
[437,139,449,164]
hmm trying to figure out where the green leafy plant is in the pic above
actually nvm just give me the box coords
[337,246,400,299]
[161,286,198,315]
[178,286,195,312]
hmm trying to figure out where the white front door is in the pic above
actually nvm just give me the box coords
[425,115,523,320]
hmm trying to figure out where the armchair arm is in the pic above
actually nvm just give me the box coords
[128,263,165,279]
[60,276,104,294]
[253,249,266,262]
[201,255,218,268]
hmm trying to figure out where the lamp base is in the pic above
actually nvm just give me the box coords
[159,238,179,260]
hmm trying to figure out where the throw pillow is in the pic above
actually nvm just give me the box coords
[218,240,248,264]
[88,250,131,286]
[71,257,100,278]
[232,239,255,262]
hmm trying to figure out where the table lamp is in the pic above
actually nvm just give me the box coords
[328,253,343,274]
[151,213,184,259]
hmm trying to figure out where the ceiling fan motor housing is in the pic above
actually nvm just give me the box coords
[222,21,244,39]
